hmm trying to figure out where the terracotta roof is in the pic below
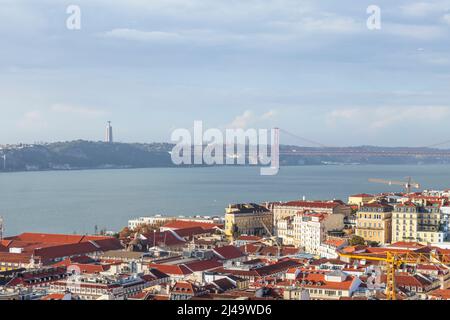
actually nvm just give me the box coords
[34,242,103,262]
[183,259,223,272]
[350,194,374,198]
[389,242,426,249]
[171,281,204,295]
[276,201,343,209]
[0,252,33,264]
[142,231,185,247]
[0,233,122,264]
[6,267,67,287]
[396,202,418,208]
[173,227,215,238]
[163,220,222,230]
[429,289,450,300]
[254,259,301,277]
[67,263,110,274]
[292,272,357,291]
[380,273,433,289]
[41,293,67,300]
[147,263,192,276]
[236,235,262,241]
[341,245,368,254]
[6,233,113,245]
[361,202,393,209]
[128,291,150,300]
[416,264,448,273]
[213,245,245,260]
[323,238,347,248]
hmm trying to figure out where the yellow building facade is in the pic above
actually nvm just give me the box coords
[356,203,393,244]
[348,194,375,208]
[225,203,273,240]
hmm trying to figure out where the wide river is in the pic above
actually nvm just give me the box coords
[1,165,450,235]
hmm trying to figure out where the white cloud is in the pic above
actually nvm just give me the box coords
[228,109,278,129]
[51,104,108,118]
[326,106,450,130]
[17,111,47,130]
[261,109,278,120]
[229,110,255,129]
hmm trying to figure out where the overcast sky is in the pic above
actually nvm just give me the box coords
[1,0,450,147]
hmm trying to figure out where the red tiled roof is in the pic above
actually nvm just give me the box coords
[1,233,122,264]
[34,242,101,261]
[148,263,192,276]
[350,194,374,198]
[396,202,418,208]
[429,289,450,300]
[288,272,357,291]
[213,245,245,260]
[254,259,301,277]
[341,245,368,254]
[416,264,448,272]
[172,227,215,238]
[163,220,222,230]
[323,238,347,248]
[41,293,66,300]
[170,281,201,295]
[276,201,343,209]
[143,231,185,247]
[0,252,33,264]
[91,238,123,251]
[389,242,426,249]
[6,233,112,245]
[6,267,67,287]
[310,258,347,266]
[183,259,223,272]
[62,262,110,274]
[380,273,433,288]
[128,291,150,300]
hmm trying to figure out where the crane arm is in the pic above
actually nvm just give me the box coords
[339,252,390,263]
[369,178,411,186]
[339,251,450,266]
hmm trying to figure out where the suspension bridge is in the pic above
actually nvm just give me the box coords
[276,128,450,158]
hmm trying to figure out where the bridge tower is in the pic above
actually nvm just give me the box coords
[0,216,4,240]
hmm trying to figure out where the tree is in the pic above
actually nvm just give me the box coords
[368,241,380,247]
[118,227,132,239]
[349,235,366,246]
[135,219,171,235]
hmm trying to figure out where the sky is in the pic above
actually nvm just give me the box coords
[1,0,450,147]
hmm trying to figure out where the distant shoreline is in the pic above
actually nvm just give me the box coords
[2,140,450,173]
[2,162,450,175]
